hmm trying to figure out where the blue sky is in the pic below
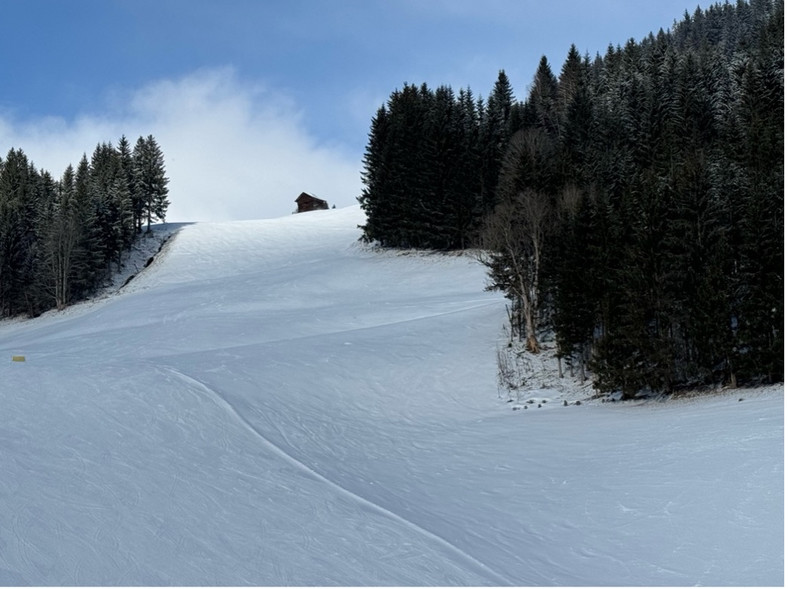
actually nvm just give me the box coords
[0,0,706,221]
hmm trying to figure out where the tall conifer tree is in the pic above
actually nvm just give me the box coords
[133,135,170,233]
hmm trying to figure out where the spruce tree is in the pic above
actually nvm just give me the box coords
[453,87,483,248]
[72,153,102,298]
[117,135,141,236]
[479,71,515,216]
[133,135,170,233]
[0,149,36,316]
[89,142,122,274]
[359,106,393,244]
[527,56,560,138]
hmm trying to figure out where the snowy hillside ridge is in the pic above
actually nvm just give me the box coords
[110,224,187,288]
[0,222,185,333]
[0,205,782,586]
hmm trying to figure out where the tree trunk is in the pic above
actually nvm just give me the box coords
[518,285,539,354]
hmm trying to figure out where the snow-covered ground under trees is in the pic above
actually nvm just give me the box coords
[0,205,783,586]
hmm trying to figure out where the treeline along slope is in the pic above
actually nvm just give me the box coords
[358,0,783,395]
[0,135,170,317]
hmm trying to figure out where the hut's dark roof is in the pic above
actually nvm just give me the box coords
[295,192,327,205]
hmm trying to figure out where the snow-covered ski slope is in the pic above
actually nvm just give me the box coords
[0,206,782,586]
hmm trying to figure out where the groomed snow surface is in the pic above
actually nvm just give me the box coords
[0,206,782,586]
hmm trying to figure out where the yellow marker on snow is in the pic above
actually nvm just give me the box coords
[11,355,25,362]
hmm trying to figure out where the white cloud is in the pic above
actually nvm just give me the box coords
[0,67,362,222]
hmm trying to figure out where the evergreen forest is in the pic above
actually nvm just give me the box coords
[0,135,170,318]
[358,0,783,395]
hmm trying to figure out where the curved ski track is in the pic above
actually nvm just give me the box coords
[159,365,513,586]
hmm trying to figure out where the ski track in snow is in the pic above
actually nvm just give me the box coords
[160,365,513,586]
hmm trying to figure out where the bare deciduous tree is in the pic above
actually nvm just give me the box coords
[42,200,81,310]
[479,127,556,354]
[480,188,550,353]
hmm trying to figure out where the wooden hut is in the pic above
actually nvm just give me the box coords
[295,192,329,213]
